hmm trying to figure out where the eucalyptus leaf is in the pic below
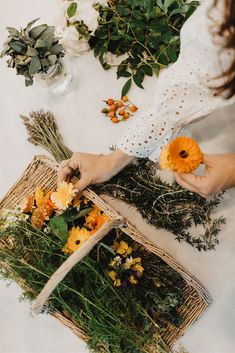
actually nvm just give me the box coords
[35,39,46,49]
[9,41,27,54]
[6,27,20,37]
[50,43,64,55]
[29,55,41,75]
[29,24,47,39]
[26,47,38,56]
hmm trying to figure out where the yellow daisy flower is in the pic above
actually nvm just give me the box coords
[62,226,91,254]
[51,182,77,210]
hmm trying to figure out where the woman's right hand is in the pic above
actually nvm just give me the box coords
[57,148,135,192]
[174,153,235,197]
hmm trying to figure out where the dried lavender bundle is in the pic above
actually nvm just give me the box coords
[20,110,72,162]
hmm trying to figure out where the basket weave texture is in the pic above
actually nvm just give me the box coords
[0,155,212,348]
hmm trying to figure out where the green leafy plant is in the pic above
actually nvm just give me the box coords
[89,0,199,95]
[0,19,65,86]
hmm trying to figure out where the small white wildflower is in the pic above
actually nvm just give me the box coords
[44,227,51,234]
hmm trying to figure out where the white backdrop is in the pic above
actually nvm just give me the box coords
[0,1,235,353]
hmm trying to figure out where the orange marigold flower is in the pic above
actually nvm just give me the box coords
[160,136,203,173]
[35,188,45,208]
[86,206,109,233]
[51,182,77,210]
[34,189,56,219]
[62,226,91,254]
[19,194,35,213]
[31,207,46,229]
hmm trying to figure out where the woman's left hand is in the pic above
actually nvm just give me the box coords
[174,153,235,197]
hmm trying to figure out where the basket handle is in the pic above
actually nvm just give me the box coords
[32,218,123,314]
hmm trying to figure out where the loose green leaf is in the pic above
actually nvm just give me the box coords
[133,70,145,89]
[49,215,68,242]
[121,78,132,97]
[62,207,93,223]
[67,2,78,18]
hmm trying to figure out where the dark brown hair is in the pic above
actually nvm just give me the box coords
[212,0,235,98]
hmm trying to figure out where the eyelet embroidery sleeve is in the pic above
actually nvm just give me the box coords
[118,61,222,162]
[117,0,235,162]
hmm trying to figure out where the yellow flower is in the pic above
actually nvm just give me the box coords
[160,136,203,173]
[62,226,91,254]
[112,240,132,257]
[132,264,144,273]
[154,280,161,288]
[31,207,46,229]
[108,271,121,287]
[123,257,142,270]
[85,206,109,234]
[129,275,138,285]
[114,279,121,287]
[108,270,117,281]
[51,182,77,210]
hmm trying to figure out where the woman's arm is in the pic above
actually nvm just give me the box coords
[57,148,135,191]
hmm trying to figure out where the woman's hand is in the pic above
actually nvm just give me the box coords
[57,148,135,191]
[174,153,235,197]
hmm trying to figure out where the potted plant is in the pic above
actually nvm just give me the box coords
[1,18,71,92]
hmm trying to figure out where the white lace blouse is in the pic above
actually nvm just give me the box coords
[117,0,235,162]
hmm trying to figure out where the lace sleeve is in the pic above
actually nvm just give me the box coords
[117,66,226,162]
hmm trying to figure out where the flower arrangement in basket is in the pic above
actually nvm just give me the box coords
[0,155,211,353]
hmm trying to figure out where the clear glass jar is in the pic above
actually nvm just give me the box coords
[35,59,72,95]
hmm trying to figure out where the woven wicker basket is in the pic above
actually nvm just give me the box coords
[0,155,212,349]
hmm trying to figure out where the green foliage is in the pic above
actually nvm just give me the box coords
[89,0,199,94]
[0,19,65,86]
[67,2,78,18]
[95,159,226,251]
[0,221,186,353]
[49,216,68,242]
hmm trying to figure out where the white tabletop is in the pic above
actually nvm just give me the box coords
[1,1,235,353]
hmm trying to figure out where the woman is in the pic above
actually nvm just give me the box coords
[58,0,235,198]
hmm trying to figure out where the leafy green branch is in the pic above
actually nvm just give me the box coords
[89,0,199,95]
